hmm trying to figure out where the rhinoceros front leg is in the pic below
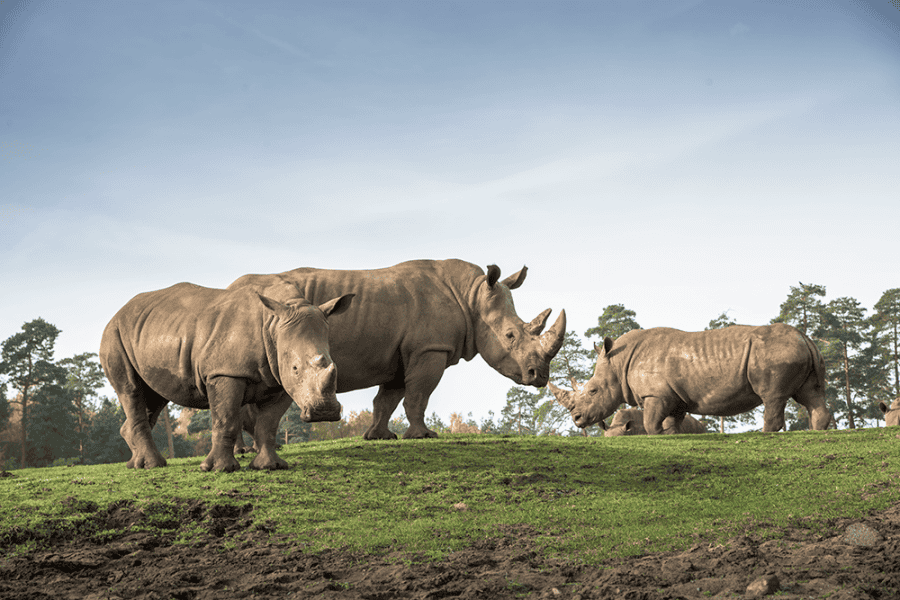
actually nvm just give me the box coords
[249,392,293,470]
[401,351,447,439]
[201,377,246,472]
[642,396,677,435]
[761,396,788,432]
[363,385,404,440]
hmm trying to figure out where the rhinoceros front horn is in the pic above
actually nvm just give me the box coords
[539,309,566,359]
[524,308,552,335]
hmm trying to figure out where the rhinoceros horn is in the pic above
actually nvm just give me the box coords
[524,308,552,335]
[540,309,566,358]
[548,382,575,409]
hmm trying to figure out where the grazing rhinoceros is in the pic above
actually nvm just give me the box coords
[100,282,353,471]
[603,408,706,437]
[880,400,900,427]
[549,323,831,434]
[227,259,566,440]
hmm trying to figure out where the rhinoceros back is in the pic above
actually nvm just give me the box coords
[100,283,275,407]
[227,260,482,393]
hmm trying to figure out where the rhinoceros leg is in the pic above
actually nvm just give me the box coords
[363,385,403,440]
[249,392,292,470]
[761,396,789,432]
[200,377,245,472]
[793,373,832,430]
[642,396,677,435]
[118,386,168,469]
[401,352,447,439]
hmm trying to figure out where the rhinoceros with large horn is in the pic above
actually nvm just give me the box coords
[880,400,900,427]
[100,282,353,471]
[602,408,707,437]
[549,323,831,434]
[228,259,566,440]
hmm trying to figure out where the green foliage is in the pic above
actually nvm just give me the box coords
[84,398,131,465]
[0,318,68,468]
[771,282,827,336]
[276,404,312,444]
[705,311,737,330]
[584,304,641,341]
[870,288,900,400]
[58,353,105,462]
[1,431,898,566]
[27,384,78,467]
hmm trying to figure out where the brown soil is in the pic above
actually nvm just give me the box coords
[1,500,898,600]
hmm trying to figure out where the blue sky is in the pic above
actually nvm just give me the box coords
[2,0,899,427]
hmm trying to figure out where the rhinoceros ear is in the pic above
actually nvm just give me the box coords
[623,420,633,432]
[486,264,501,288]
[880,402,888,415]
[594,337,614,361]
[500,266,528,290]
[257,294,289,316]
[319,294,355,318]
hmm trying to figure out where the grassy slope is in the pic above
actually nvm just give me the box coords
[2,428,899,564]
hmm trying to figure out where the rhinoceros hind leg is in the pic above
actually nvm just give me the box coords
[119,387,168,469]
[364,385,403,440]
[401,351,447,439]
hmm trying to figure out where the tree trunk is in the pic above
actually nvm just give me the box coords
[720,416,725,434]
[20,392,28,468]
[842,343,855,429]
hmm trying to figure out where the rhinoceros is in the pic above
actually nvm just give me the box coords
[880,400,900,427]
[603,408,706,437]
[227,259,566,440]
[99,282,353,471]
[549,323,831,433]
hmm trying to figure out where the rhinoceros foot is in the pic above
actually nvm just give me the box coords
[363,425,398,441]
[126,449,167,469]
[402,425,439,440]
[200,452,241,473]
[249,451,289,470]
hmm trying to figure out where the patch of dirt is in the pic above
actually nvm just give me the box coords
[1,501,898,599]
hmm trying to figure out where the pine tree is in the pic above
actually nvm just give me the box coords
[0,318,67,467]
[585,304,641,341]
[871,288,900,402]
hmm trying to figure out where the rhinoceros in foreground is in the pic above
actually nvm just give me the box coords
[881,400,900,427]
[550,324,831,433]
[603,408,707,436]
[228,259,566,440]
[100,282,353,471]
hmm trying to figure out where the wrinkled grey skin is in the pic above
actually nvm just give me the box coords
[228,259,566,440]
[603,408,707,437]
[100,282,353,471]
[550,324,832,434]
[880,400,900,427]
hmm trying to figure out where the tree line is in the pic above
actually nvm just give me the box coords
[2,283,897,468]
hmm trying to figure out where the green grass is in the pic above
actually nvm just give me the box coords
[2,427,899,564]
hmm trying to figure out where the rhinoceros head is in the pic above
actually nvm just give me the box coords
[258,293,355,422]
[471,265,565,387]
[549,336,624,429]
[880,399,900,427]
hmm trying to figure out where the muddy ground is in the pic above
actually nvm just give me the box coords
[1,499,898,600]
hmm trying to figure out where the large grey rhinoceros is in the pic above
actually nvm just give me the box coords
[227,259,566,440]
[549,323,832,433]
[603,408,707,437]
[880,400,900,427]
[100,282,353,471]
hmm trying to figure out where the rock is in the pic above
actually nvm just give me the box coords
[746,574,780,597]
[843,523,883,547]
[453,502,468,511]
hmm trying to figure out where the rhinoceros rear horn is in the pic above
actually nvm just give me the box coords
[524,308,552,335]
[540,309,566,358]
